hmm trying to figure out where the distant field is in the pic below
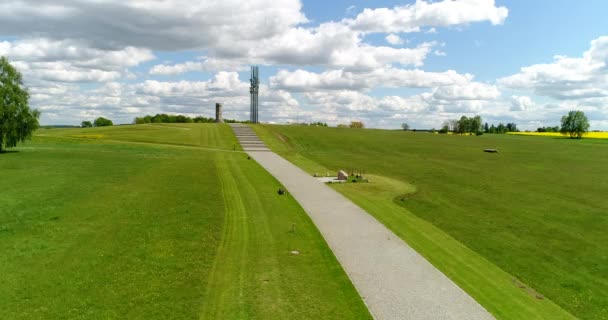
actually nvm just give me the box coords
[508,131,608,139]
[253,124,608,320]
[0,124,371,319]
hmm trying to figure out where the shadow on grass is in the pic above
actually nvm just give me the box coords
[0,150,20,154]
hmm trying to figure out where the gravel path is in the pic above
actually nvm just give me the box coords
[230,124,495,320]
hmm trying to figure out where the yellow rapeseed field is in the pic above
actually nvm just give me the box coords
[508,131,608,139]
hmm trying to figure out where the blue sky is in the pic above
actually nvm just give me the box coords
[1,0,608,129]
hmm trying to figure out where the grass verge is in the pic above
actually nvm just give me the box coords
[252,124,593,319]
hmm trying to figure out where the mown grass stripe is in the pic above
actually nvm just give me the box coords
[200,153,250,319]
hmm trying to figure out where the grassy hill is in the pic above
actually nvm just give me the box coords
[253,124,608,320]
[0,124,371,319]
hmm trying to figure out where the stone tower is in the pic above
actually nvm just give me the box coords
[215,103,223,123]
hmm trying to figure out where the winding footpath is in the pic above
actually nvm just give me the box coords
[230,124,494,320]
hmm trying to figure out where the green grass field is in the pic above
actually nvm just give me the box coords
[0,124,371,319]
[253,124,608,320]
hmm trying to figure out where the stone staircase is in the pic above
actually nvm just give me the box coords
[229,123,270,152]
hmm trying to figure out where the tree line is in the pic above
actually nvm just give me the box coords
[133,114,247,124]
[336,121,365,128]
[484,122,518,134]
[536,126,560,132]
[81,117,113,127]
[535,111,590,139]
[436,115,518,135]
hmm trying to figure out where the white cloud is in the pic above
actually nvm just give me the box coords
[386,34,405,45]
[0,39,154,69]
[249,22,434,70]
[149,23,434,74]
[0,38,154,83]
[510,95,535,111]
[263,66,502,128]
[270,67,473,91]
[289,86,503,128]
[432,82,501,101]
[499,36,608,100]
[137,72,248,97]
[150,57,246,75]
[347,0,508,33]
[0,0,512,85]
[0,0,308,51]
[1,0,508,74]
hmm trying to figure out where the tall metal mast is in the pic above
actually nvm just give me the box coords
[249,66,259,123]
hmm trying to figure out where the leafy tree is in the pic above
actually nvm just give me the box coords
[93,117,113,127]
[349,121,365,129]
[438,121,449,134]
[401,123,410,131]
[449,119,459,133]
[471,115,482,133]
[0,56,40,152]
[81,121,93,128]
[506,122,518,132]
[171,115,190,123]
[484,122,489,133]
[443,115,483,134]
[560,110,589,139]
[457,116,468,133]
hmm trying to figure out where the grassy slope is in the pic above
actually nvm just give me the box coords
[38,123,241,151]
[0,124,370,319]
[253,124,608,320]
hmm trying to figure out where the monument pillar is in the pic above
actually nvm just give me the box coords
[250,66,259,123]
[215,103,223,123]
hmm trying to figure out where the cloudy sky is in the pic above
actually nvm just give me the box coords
[1,0,608,129]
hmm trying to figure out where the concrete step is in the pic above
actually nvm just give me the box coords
[229,123,270,151]
[242,148,270,152]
